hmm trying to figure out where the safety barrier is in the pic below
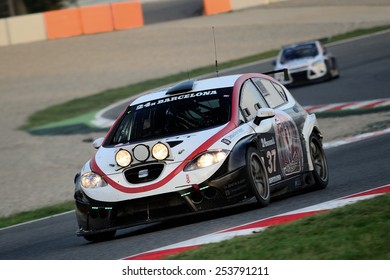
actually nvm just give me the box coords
[79,4,114,35]
[0,19,8,46]
[6,13,46,45]
[203,0,286,15]
[203,0,231,16]
[1,0,285,47]
[1,0,144,46]
[44,8,82,39]
[112,1,144,30]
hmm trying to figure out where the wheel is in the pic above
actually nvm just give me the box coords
[246,147,270,207]
[324,60,333,80]
[331,58,340,79]
[309,134,329,189]
[83,230,116,242]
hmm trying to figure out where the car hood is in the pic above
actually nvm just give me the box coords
[279,56,318,69]
[93,124,233,176]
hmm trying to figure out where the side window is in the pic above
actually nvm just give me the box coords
[272,82,288,102]
[239,80,268,121]
[253,78,287,108]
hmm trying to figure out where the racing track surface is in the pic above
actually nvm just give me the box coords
[1,33,389,260]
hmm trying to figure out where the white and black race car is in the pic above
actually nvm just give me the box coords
[274,40,339,86]
[74,71,329,241]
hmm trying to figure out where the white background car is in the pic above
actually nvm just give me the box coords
[74,72,329,241]
[274,40,339,86]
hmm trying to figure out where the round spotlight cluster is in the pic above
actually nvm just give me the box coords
[115,143,169,167]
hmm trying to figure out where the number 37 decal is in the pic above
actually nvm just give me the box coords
[266,149,277,174]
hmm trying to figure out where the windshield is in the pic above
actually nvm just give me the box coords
[107,87,232,145]
[280,43,318,63]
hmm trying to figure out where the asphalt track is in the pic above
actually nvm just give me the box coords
[0,33,389,260]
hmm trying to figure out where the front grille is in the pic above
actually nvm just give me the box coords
[291,71,308,83]
[124,163,164,184]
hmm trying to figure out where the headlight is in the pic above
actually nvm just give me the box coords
[80,172,107,189]
[184,150,228,171]
[152,142,169,160]
[312,60,326,72]
[274,71,285,81]
[115,149,132,167]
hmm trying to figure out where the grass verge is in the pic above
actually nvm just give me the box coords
[20,25,390,131]
[167,194,390,260]
[0,201,74,229]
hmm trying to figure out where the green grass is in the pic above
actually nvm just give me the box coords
[167,194,390,260]
[0,201,74,229]
[20,25,390,131]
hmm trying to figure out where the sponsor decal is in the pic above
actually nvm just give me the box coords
[274,113,303,176]
[136,90,218,110]
[261,137,275,148]
[269,174,282,184]
[222,127,245,143]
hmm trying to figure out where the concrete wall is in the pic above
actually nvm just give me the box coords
[1,0,287,47]
[232,0,285,11]
[1,1,144,46]
[6,13,46,45]
[0,19,10,46]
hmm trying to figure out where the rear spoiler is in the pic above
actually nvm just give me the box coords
[262,68,289,81]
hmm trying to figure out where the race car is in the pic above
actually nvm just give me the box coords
[74,70,329,241]
[273,40,339,86]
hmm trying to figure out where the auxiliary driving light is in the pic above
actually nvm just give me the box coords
[152,142,169,160]
[115,149,132,167]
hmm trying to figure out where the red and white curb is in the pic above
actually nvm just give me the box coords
[123,184,390,260]
[323,127,390,149]
[304,98,390,113]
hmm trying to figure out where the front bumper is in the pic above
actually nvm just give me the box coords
[276,64,328,86]
[75,166,250,236]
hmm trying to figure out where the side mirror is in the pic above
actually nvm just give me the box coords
[253,108,275,126]
[92,137,104,149]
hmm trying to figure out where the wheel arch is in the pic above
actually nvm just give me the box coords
[302,113,323,171]
[226,134,260,171]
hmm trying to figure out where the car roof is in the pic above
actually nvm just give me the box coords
[281,38,328,50]
[130,74,242,106]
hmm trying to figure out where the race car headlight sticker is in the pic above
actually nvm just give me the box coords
[152,142,169,160]
[115,149,132,167]
[80,172,107,189]
[184,150,228,171]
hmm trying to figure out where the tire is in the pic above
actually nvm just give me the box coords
[332,59,340,79]
[246,147,270,207]
[83,230,116,242]
[309,134,329,189]
[324,60,333,81]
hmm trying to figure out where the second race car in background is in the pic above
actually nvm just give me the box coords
[274,40,339,86]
